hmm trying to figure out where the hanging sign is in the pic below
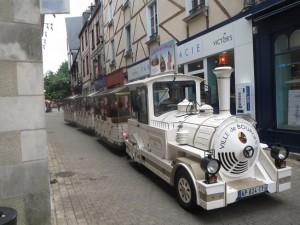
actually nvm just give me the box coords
[40,0,70,14]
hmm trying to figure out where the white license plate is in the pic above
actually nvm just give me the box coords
[237,184,268,199]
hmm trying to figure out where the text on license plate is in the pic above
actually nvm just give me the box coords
[237,184,268,199]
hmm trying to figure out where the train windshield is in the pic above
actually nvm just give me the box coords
[153,80,196,117]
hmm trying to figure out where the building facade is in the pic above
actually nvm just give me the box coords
[70,0,300,153]
[66,16,83,95]
[250,0,300,152]
[0,0,51,224]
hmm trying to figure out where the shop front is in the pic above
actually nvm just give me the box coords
[105,68,125,89]
[251,0,300,153]
[176,16,255,118]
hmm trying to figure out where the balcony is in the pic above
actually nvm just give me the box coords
[124,48,132,58]
[107,19,113,27]
[109,59,115,67]
[146,32,159,45]
[183,2,207,22]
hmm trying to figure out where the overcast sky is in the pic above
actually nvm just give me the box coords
[42,0,93,74]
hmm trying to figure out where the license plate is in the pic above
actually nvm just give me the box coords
[237,184,268,199]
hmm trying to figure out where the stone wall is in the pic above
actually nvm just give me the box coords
[0,0,51,224]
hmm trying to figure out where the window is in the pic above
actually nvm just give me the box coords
[185,0,206,17]
[110,39,115,63]
[81,37,84,51]
[122,0,129,8]
[108,1,113,23]
[83,59,85,77]
[148,1,158,39]
[91,29,95,49]
[274,29,300,130]
[125,24,131,53]
[96,22,100,43]
[86,56,89,76]
[131,88,148,124]
[85,30,88,47]
[153,80,196,117]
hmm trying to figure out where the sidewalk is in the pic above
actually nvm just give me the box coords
[46,110,300,225]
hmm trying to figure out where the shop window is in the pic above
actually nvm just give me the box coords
[275,29,300,130]
[188,60,203,71]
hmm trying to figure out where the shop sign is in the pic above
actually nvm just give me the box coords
[203,23,234,56]
[150,40,175,75]
[128,59,150,81]
[95,77,105,90]
[177,37,203,65]
[177,23,234,65]
[40,0,70,14]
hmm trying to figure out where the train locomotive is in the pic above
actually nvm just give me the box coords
[64,65,292,212]
[125,66,291,211]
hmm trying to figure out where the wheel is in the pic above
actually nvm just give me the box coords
[175,169,197,211]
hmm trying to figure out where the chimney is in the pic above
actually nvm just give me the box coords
[213,66,234,116]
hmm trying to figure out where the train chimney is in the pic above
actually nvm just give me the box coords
[213,66,234,116]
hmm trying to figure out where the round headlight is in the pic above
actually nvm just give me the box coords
[207,160,220,174]
[201,155,221,175]
[271,145,289,160]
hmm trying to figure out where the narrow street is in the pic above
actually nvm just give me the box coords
[47,110,300,225]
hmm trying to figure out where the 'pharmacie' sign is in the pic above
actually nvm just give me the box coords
[127,59,150,81]
[177,23,234,65]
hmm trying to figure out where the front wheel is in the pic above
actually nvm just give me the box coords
[175,169,197,211]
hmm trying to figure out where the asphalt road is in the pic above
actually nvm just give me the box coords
[47,110,300,225]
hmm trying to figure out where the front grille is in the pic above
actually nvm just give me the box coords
[218,152,256,175]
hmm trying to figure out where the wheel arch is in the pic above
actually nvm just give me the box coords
[171,158,207,207]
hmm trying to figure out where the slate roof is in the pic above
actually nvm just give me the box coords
[65,16,83,50]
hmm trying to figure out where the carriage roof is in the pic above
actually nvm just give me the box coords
[126,73,204,89]
[93,86,129,98]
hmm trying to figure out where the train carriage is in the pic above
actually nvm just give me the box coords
[63,95,79,125]
[125,68,292,211]
[75,91,99,132]
[93,86,131,151]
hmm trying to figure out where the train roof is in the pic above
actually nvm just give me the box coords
[75,91,99,99]
[126,73,204,88]
[93,86,129,97]
[64,94,80,100]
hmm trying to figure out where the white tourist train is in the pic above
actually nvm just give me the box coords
[64,65,292,211]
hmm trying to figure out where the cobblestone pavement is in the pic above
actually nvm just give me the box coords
[47,110,300,225]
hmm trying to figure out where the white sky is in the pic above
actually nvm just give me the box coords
[42,0,93,74]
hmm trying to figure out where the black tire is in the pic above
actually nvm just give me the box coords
[175,168,197,212]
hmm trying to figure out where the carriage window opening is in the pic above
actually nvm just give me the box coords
[153,80,196,117]
[137,88,148,124]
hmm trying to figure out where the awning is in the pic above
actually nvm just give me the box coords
[246,0,300,22]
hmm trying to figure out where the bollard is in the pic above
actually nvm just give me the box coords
[0,207,17,225]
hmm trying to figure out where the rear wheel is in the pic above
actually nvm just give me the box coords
[175,169,197,211]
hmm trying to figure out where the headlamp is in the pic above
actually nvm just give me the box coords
[270,144,289,168]
[201,155,221,184]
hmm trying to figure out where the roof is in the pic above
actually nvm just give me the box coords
[75,91,99,99]
[65,17,83,50]
[93,86,129,97]
[126,73,204,88]
[64,95,79,100]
